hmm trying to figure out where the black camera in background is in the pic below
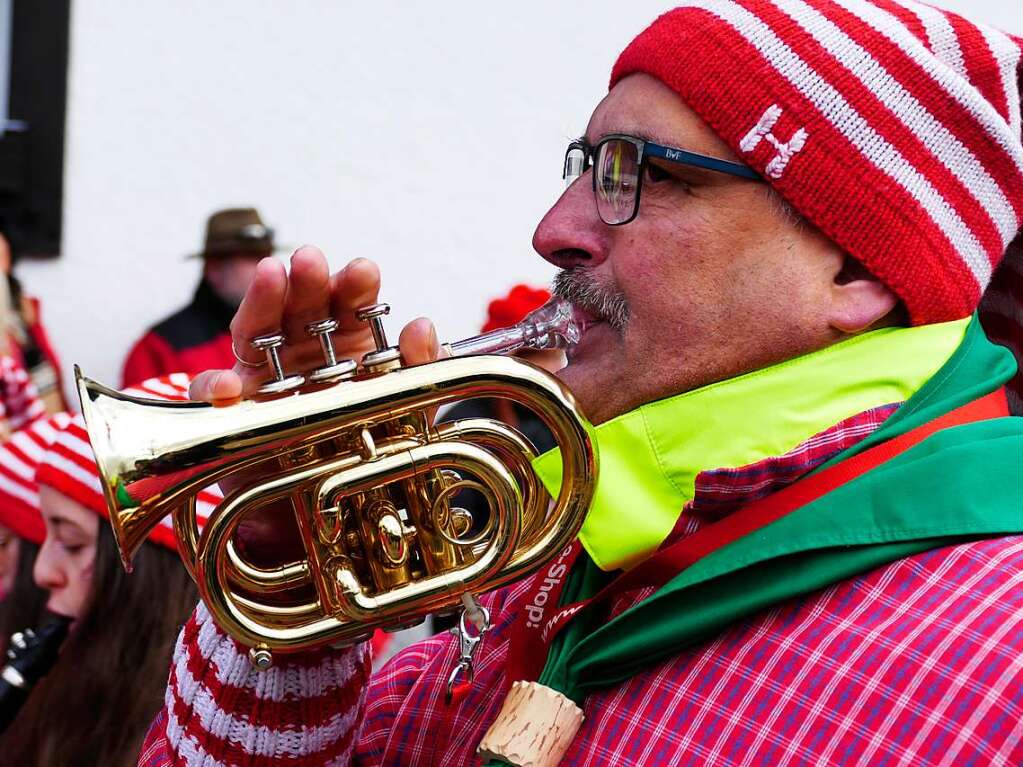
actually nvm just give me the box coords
[0,0,71,258]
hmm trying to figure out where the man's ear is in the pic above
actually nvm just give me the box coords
[828,255,899,333]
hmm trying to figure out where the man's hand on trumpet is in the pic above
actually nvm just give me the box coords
[188,246,442,403]
[187,245,444,565]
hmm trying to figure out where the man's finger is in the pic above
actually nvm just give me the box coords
[399,317,442,366]
[281,246,332,342]
[189,369,243,403]
[229,257,288,364]
[331,258,382,332]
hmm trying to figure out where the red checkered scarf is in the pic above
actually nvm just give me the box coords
[35,374,221,551]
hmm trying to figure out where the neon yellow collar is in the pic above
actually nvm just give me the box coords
[535,318,970,571]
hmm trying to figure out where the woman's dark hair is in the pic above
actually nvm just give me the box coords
[0,524,197,766]
[0,540,48,657]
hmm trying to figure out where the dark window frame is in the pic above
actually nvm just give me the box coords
[0,0,71,258]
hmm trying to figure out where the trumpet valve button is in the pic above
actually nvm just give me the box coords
[250,332,286,352]
[306,318,341,363]
[304,318,359,382]
[251,332,305,394]
[305,317,338,336]
[310,359,358,383]
[355,303,391,352]
[355,302,390,322]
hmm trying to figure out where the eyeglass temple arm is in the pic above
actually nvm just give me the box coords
[643,141,761,180]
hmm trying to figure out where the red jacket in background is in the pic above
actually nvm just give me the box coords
[8,294,67,413]
[121,280,235,388]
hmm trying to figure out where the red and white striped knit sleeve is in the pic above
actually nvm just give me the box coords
[155,601,371,766]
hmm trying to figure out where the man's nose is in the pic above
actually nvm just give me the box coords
[532,176,609,270]
[33,540,64,591]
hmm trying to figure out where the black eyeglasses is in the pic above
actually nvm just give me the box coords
[563,134,761,226]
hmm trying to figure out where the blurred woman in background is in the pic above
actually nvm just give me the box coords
[0,224,66,414]
[0,376,217,766]
[0,414,71,657]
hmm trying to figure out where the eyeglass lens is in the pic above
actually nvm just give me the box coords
[564,146,586,187]
[595,139,640,225]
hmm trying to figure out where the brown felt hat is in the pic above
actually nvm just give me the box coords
[188,207,286,260]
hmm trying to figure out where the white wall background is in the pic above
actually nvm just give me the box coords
[18,0,1023,396]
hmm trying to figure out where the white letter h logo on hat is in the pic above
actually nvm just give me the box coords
[740,105,809,179]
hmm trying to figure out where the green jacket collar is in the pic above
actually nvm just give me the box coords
[536,318,969,570]
[542,316,1023,699]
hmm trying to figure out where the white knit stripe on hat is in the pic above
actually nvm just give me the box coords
[684,0,996,287]
[832,0,1023,165]
[0,411,71,488]
[0,473,37,508]
[896,0,968,79]
[978,24,1023,139]
[44,434,105,498]
[0,422,51,483]
[778,0,1023,248]
[775,0,1020,243]
[0,414,73,545]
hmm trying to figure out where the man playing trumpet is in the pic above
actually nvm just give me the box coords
[142,1,1023,764]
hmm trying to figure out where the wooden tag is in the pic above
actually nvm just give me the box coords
[477,681,584,766]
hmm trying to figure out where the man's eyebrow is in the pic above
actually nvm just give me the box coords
[583,129,689,148]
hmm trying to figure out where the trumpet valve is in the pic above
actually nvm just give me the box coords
[356,303,401,369]
[251,332,306,395]
[305,318,358,383]
[376,511,409,567]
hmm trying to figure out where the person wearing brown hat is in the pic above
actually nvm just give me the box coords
[120,208,283,387]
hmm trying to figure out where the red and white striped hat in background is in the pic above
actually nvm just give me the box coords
[611,0,1023,403]
[0,355,45,433]
[0,412,73,545]
[34,374,222,551]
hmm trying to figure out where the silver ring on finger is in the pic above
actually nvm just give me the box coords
[232,340,267,369]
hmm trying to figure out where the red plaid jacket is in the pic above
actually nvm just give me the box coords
[139,404,1023,766]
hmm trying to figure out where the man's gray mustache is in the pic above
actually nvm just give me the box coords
[552,268,630,331]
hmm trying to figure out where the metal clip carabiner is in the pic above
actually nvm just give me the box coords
[445,594,490,704]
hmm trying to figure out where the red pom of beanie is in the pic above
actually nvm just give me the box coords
[481,285,551,333]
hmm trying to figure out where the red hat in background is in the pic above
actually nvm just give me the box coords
[481,284,551,333]
[35,374,221,551]
[0,412,73,545]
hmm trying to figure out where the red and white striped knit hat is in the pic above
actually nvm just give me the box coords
[34,374,221,551]
[0,412,73,545]
[612,0,1023,391]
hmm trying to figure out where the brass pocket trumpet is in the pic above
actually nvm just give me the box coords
[75,299,596,662]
